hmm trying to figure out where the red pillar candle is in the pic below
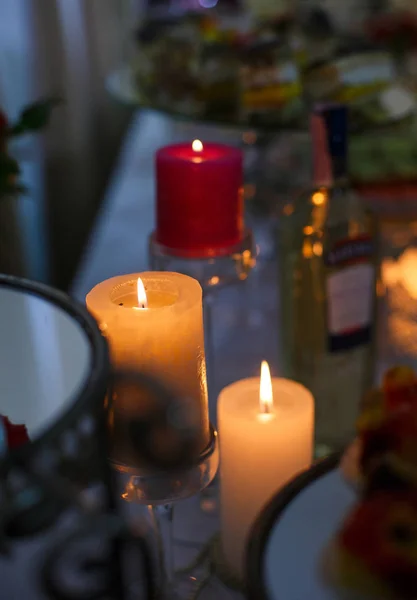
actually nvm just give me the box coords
[156,141,244,257]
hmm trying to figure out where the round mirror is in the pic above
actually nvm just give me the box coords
[0,276,108,454]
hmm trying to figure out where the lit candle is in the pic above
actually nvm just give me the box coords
[218,362,314,580]
[86,272,210,453]
[155,140,244,257]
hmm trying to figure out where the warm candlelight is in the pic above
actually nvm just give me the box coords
[259,360,273,417]
[218,365,314,580]
[155,142,243,257]
[192,139,203,153]
[86,272,210,456]
[136,277,148,309]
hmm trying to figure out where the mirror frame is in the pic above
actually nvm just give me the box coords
[0,274,109,466]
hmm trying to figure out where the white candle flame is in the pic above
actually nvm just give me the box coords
[260,361,273,414]
[137,277,148,309]
[192,139,203,153]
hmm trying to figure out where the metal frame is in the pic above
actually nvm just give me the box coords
[0,274,110,469]
[246,453,342,600]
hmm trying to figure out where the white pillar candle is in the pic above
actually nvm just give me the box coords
[218,362,314,580]
[86,272,210,452]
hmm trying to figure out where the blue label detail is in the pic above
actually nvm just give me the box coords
[326,239,374,267]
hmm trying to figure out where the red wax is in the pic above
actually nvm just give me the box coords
[1,416,29,449]
[156,142,244,257]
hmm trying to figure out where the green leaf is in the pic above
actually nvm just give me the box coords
[9,97,62,136]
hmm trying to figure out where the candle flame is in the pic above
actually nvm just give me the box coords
[260,361,273,414]
[137,277,148,309]
[192,139,203,153]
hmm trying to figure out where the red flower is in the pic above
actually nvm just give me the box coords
[383,367,417,413]
[360,404,417,479]
[1,416,29,449]
[367,11,417,48]
[0,109,7,132]
[0,109,8,155]
[341,492,417,598]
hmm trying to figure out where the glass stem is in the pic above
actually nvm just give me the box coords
[165,504,175,583]
[147,505,166,596]
[147,504,175,598]
[203,292,216,416]
[201,293,219,513]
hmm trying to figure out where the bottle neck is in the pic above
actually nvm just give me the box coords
[311,112,348,188]
[313,139,349,182]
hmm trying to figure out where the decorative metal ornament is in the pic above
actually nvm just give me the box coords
[0,276,156,599]
[0,275,111,539]
[41,514,156,600]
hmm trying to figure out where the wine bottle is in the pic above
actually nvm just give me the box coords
[279,104,377,454]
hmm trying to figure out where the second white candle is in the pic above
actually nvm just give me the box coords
[218,363,314,581]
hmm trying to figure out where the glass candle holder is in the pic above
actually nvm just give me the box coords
[149,230,255,416]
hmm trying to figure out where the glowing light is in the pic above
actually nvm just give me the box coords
[137,277,148,309]
[198,0,218,7]
[312,191,326,206]
[302,239,313,259]
[192,140,203,153]
[260,361,273,415]
[313,242,323,257]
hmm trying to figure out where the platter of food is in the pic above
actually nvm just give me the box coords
[247,366,417,600]
[122,11,417,131]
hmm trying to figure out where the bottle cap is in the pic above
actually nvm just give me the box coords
[311,104,348,184]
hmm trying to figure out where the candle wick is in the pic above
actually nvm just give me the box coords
[262,401,271,415]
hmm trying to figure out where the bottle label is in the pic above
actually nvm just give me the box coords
[326,235,374,353]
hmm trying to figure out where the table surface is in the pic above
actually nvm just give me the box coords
[1,110,253,600]
[0,103,407,600]
[2,106,414,599]
[71,109,417,599]
[4,108,416,599]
